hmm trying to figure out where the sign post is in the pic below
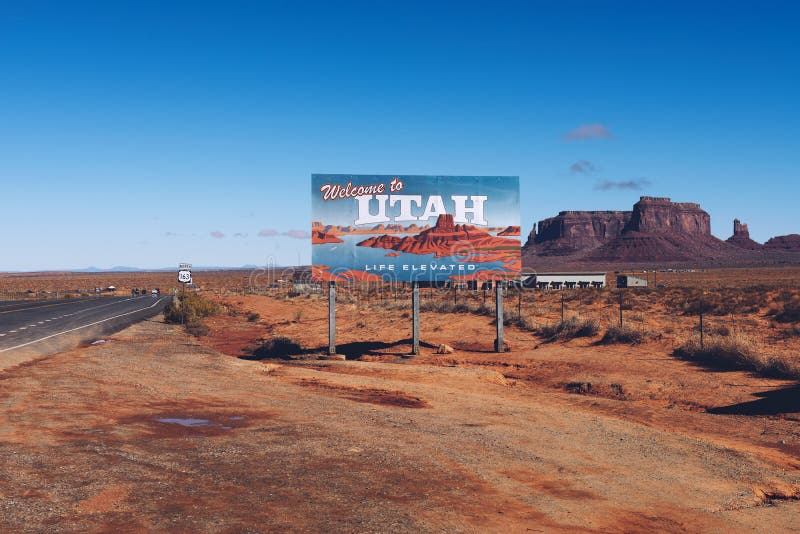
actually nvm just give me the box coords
[411,282,420,355]
[495,281,504,352]
[178,263,192,325]
[328,281,336,355]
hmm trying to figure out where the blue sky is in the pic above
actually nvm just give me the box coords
[1,1,798,270]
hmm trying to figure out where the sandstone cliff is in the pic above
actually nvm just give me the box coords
[528,211,630,256]
[524,197,733,266]
[523,197,799,268]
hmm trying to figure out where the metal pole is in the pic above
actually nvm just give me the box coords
[182,280,186,326]
[619,290,623,327]
[328,281,336,355]
[411,282,419,355]
[495,281,504,352]
[561,291,565,322]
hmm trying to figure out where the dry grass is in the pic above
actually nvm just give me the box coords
[674,333,800,379]
[163,292,221,324]
[537,317,599,341]
[599,324,646,345]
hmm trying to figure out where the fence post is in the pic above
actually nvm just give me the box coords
[561,291,565,322]
[619,290,623,328]
[495,281,504,352]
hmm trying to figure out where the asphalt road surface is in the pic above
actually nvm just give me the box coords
[0,295,170,368]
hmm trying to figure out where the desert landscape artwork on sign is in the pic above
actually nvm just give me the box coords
[311,175,521,283]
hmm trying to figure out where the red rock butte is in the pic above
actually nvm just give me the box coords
[523,196,800,268]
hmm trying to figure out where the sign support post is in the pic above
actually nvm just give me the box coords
[328,281,336,355]
[495,281,504,352]
[177,263,192,326]
[411,281,419,355]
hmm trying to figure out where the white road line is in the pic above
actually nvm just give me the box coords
[0,297,167,354]
[56,297,142,320]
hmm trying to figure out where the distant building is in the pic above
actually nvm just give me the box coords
[616,275,647,288]
[522,272,606,289]
[291,282,322,293]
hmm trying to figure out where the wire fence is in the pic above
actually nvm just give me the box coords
[239,280,799,357]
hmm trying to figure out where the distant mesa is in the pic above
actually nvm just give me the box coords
[763,233,800,251]
[523,196,800,268]
[357,214,521,261]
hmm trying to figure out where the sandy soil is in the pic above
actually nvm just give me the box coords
[1,294,798,532]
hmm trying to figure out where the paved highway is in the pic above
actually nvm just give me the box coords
[0,295,170,365]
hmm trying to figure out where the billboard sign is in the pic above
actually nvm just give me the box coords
[311,174,521,282]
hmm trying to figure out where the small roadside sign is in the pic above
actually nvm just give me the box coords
[178,263,192,284]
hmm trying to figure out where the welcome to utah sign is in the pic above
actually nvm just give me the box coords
[311,174,521,283]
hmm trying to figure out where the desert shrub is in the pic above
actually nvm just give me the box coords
[294,309,303,322]
[163,292,220,325]
[252,336,302,359]
[185,322,210,337]
[515,315,537,331]
[712,325,731,336]
[599,324,645,345]
[474,303,493,316]
[452,302,473,314]
[247,312,260,322]
[674,333,800,379]
[537,316,599,340]
[783,325,800,338]
[775,299,800,323]
[418,300,439,313]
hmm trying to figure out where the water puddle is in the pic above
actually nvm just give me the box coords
[90,339,111,345]
[153,415,247,431]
